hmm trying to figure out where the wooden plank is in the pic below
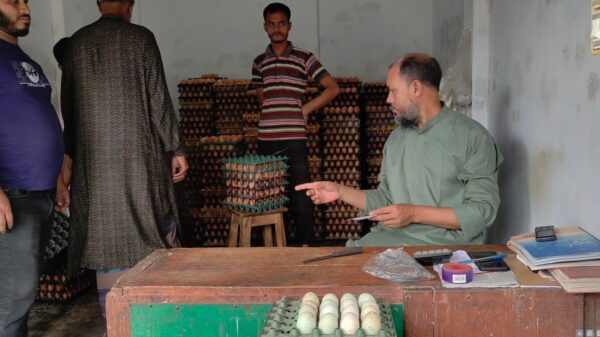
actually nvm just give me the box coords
[431,289,583,337]
[403,288,434,337]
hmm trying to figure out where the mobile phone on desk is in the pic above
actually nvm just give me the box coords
[535,225,557,242]
[467,251,510,272]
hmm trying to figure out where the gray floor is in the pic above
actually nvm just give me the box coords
[29,290,107,337]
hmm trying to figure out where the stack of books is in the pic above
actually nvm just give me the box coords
[507,226,600,293]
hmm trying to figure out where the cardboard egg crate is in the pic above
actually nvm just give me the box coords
[259,296,397,337]
[189,206,231,246]
[178,78,216,139]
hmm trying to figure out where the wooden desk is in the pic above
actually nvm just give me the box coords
[106,245,599,337]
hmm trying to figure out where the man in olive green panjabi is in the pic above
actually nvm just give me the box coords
[296,53,503,246]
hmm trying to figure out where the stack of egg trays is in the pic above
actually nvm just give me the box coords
[361,82,395,190]
[222,155,290,213]
[259,296,397,337]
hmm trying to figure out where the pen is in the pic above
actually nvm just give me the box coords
[459,253,507,264]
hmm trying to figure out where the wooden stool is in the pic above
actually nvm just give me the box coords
[228,208,287,247]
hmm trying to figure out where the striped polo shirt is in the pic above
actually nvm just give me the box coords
[252,42,329,141]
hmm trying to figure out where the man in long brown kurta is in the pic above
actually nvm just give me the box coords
[57,0,188,273]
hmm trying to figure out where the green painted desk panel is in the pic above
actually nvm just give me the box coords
[131,304,272,337]
[130,304,404,337]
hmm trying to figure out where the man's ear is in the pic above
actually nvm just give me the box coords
[411,80,424,97]
[288,21,292,32]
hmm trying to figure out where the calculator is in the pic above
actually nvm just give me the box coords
[412,248,452,266]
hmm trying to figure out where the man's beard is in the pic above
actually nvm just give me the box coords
[0,10,30,37]
[393,103,420,128]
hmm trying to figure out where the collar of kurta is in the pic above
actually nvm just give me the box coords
[100,14,126,21]
[265,41,294,57]
[417,107,450,134]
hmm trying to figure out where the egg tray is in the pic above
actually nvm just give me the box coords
[224,197,289,213]
[226,177,287,189]
[222,155,289,171]
[223,170,288,181]
[226,186,286,199]
[259,297,397,337]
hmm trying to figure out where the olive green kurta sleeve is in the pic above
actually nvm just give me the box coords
[354,108,503,246]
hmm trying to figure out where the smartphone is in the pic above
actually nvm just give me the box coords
[535,225,557,242]
[467,251,510,272]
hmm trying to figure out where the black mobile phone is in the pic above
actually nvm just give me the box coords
[467,251,510,272]
[535,225,557,242]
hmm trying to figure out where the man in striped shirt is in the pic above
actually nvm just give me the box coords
[252,3,340,245]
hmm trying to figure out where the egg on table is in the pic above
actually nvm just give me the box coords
[296,311,317,334]
[319,303,339,318]
[318,312,339,334]
[302,292,320,305]
[361,311,382,335]
[322,293,339,304]
[358,293,376,307]
[340,311,360,335]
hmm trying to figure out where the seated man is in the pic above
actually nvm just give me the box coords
[296,53,503,246]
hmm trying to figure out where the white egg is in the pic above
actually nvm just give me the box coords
[318,313,339,334]
[340,293,357,304]
[302,292,320,305]
[302,299,319,310]
[296,311,317,334]
[341,298,358,310]
[358,293,376,307]
[360,302,380,318]
[360,306,379,320]
[340,312,360,335]
[319,303,339,318]
[361,312,382,335]
[340,301,359,315]
[298,304,317,316]
[320,298,338,309]
[322,293,339,304]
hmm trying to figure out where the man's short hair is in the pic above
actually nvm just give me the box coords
[263,3,291,21]
[53,37,70,66]
[395,54,442,90]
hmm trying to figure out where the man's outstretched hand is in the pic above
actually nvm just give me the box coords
[295,181,341,205]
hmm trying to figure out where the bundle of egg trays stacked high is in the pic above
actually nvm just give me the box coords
[362,83,395,190]
[214,79,251,136]
[242,90,261,155]
[305,78,323,183]
[178,77,217,140]
[189,206,231,246]
[320,77,363,241]
[189,136,243,246]
[36,268,95,303]
[260,292,396,337]
[222,155,289,213]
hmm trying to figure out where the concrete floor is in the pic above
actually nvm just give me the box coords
[29,290,107,337]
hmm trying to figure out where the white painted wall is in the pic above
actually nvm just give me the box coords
[35,0,434,106]
[488,0,600,241]
[318,0,434,82]
[20,1,60,109]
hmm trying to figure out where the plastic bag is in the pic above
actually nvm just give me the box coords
[439,27,472,116]
[362,248,435,282]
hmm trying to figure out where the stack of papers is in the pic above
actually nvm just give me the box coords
[507,227,600,293]
[507,227,600,270]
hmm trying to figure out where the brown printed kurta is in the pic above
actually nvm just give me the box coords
[61,16,182,271]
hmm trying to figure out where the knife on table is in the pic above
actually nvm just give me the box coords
[302,247,364,264]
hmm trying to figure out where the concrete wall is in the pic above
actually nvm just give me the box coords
[318,0,433,82]
[433,0,465,71]
[488,0,600,241]
[23,0,435,107]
